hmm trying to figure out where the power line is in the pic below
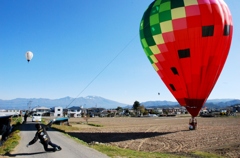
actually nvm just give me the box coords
[66,33,139,108]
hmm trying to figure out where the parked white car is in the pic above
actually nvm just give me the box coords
[32,113,42,122]
[147,114,158,117]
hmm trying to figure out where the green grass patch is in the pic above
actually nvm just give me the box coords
[191,151,224,158]
[11,117,22,125]
[91,144,184,158]
[52,124,79,132]
[0,130,20,153]
[0,117,22,156]
[87,123,103,127]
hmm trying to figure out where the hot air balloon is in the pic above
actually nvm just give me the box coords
[25,51,33,62]
[140,0,233,129]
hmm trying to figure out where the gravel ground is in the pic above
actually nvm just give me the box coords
[67,115,240,158]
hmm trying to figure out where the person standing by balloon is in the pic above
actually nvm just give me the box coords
[189,117,197,130]
[23,111,28,123]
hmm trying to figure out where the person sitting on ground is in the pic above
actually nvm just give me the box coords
[26,119,62,152]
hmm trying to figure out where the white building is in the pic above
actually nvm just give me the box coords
[51,107,63,117]
[0,109,20,116]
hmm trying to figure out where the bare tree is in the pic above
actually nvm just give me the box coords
[137,105,145,116]
[83,114,90,124]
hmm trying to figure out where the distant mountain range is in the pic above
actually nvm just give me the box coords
[141,99,240,109]
[0,96,240,110]
[0,96,127,110]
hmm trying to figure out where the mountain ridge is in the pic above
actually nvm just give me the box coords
[0,96,239,110]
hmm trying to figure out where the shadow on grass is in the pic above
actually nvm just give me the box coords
[67,131,176,143]
[51,125,192,144]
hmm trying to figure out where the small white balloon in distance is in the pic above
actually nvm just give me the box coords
[25,51,33,62]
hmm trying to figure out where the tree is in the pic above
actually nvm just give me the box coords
[116,107,123,116]
[124,109,130,116]
[116,106,123,111]
[133,101,140,110]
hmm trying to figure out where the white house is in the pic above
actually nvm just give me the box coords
[0,109,20,116]
[51,107,63,117]
[67,106,82,117]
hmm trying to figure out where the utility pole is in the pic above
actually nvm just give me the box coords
[27,101,32,112]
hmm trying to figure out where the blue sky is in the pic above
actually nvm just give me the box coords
[0,0,239,105]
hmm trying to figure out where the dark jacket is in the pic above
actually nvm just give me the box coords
[29,121,54,145]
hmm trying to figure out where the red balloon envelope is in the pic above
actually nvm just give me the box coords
[140,0,233,117]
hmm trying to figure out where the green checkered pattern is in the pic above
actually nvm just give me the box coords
[140,0,197,71]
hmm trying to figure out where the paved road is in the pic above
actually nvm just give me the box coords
[5,118,109,158]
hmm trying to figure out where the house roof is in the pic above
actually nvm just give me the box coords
[51,106,63,109]
[33,106,50,110]
[68,106,82,110]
